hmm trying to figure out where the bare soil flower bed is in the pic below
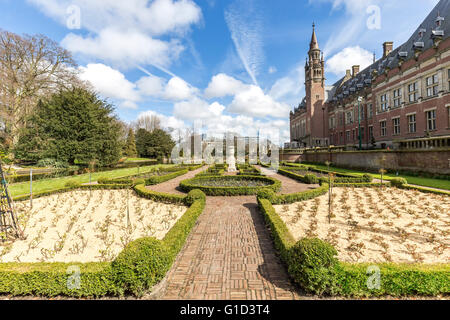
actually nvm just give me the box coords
[1,190,186,263]
[274,187,450,264]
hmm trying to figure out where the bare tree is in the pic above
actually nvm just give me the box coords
[0,29,83,148]
[132,113,161,132]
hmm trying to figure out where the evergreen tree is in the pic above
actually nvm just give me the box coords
[136,128,175,161]
[124,128,137,157]
[14,88,122,166]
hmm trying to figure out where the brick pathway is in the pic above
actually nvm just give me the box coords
[158,168,320,300]
[162,196,300,300]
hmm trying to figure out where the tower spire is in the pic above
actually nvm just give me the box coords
[310,22,319,50]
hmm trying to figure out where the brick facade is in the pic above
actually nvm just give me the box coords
[290,1,450,149]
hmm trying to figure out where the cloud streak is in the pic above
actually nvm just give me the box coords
[224,0,264,85]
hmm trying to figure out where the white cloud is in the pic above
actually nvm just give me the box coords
[62,28,184,69]
[162,77,197,101]
[173,97,226,120]
[228,85,290,118]
[204,73,247,98]
[78,63,140,107]
[326,46,373,76]
[136,75,165,97]
[269,65,304,106]
[28,0,202,36]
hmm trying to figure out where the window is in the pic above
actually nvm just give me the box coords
[380,94,388,111]
[346,111,353,124]
[380,120,387,137]
[426,74,439,97]
[369,126,374,140]
[407,114,416,133]
[392,117,400,135]
[346,130,350,141]
[340,131,343,144]
[408,81,418,102]
[393,88,402,107]
[338,113,344,126]
[329,117,335,129]
[368,104,373,119]
[359,127,365,140]
[352,129,355,141]
[426,110,436,131]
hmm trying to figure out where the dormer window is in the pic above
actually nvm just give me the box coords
[436,15,444,27]
[418,28,426,38]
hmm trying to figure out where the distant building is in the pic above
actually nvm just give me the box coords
[290,0,450,149]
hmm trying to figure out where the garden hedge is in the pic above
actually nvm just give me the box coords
[3,184,207,297]
[146,168,189,185]
[257,183,450,297]
[133,183,185,204]
[180,175,281,196]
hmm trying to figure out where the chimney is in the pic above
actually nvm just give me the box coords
[352,65,360,77]
[383,41,393,58]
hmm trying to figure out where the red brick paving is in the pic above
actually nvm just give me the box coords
[162,196,300,300]
[147,166,317,300]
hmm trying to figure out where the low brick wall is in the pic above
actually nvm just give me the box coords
[281,149,450,174]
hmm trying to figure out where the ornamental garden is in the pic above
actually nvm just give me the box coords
[0,160,448,298]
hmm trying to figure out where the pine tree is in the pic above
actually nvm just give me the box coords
[14,88,122,166]
[125,128,137,157]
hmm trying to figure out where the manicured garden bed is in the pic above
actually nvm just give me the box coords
[257,182,450,297]
[0,182,206,297]
[180,175,281,196]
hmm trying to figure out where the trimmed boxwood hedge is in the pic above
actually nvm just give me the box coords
[133,183,185,204]
[257,183,450,297]
[146,168,189,185]
[180,175,281,196]
[3,184,207,297]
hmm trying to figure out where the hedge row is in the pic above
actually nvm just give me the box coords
[257,184,450,297]
[179,175,281,196]
[133,183,186,204]
[398,184,450,196]
[257,182,329,205]
[3,187,207,297]
[277,168,320,184]
[146,169,189,185]
[112,189,206,296]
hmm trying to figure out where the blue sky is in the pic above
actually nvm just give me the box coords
[0,0,440,142]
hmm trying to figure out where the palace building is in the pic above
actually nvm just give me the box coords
[289,0,450,150]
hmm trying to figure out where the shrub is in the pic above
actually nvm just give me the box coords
[304,173,319,184]
[185,189,206,206]
[64,180,81,188]
[390,177,407,187]
[180,175,281,196]
[132,178,145,186]
[288,238,341,295]
[362,173,373,182]
[146,169,188,185]
[133,184,185,204]
[256,189,276,202]
[111,237,172,296]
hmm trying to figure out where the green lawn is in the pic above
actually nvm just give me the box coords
[301,163,450,191]
[8,164,170,197]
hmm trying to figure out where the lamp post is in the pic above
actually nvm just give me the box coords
[357,96,363,150]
